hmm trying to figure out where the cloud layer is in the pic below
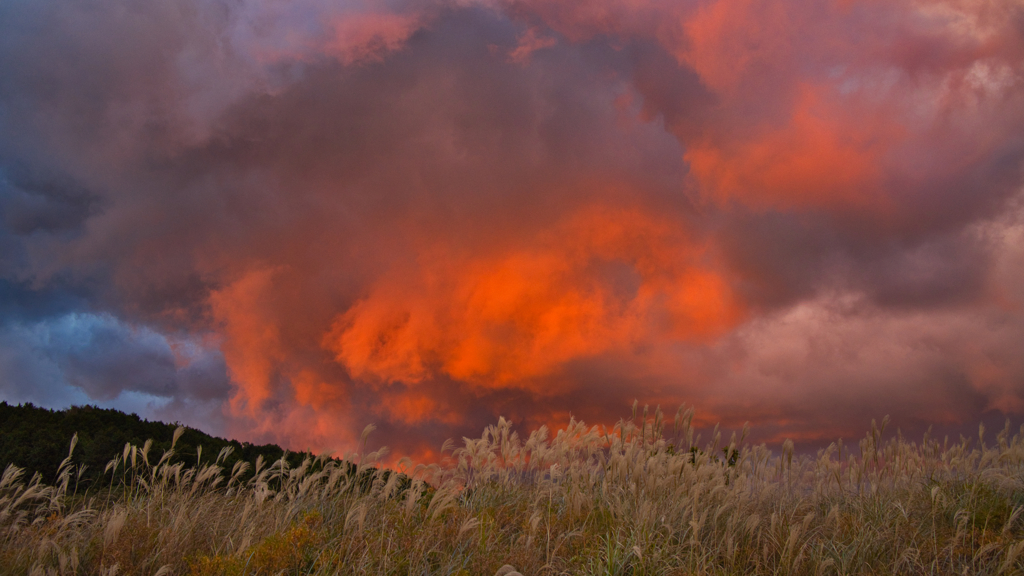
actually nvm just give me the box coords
[1,0,1022,456]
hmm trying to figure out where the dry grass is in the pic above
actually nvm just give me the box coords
[3,405,1024,575]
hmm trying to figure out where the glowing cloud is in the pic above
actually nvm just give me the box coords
[327,206,743,392]
[1,0,1023,458]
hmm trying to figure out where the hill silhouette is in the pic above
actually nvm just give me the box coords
[0,401,319,487]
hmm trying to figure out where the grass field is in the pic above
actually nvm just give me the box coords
[3,405,1024,575]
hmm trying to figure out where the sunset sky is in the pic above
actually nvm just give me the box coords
[1,0,1023,458]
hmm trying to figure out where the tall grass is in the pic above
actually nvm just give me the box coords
[3,405,1024,575]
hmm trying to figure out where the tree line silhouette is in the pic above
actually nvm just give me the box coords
[0,401,322,488]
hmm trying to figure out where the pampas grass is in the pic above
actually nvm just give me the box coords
[3,405,1024,575]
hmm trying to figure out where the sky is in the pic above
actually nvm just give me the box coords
[1,0,1023,458]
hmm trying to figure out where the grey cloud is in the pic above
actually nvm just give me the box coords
[0,313,230,406]
[0,165,100,236]
[0,0,1022,455]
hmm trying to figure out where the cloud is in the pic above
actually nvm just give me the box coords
[0,0,1022,457]
[325,205,742,392]
[0,311,231,431]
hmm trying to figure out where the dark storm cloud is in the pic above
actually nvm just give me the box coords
[0,280,84,324]
[0,0,1022,457]
[0,164,100,237]
[0,312,230,409]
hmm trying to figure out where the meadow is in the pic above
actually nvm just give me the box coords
[3,405,1024,576]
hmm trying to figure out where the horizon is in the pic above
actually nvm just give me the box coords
[1,0,1023,461]
[5,395,1021,466]
[7,399,1018,465]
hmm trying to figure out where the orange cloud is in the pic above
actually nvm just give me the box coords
[326,205,744,392]
[378,388,462,425]
[507,27,558,64]
[9,0,1023,463]
[685,83,900,210]
[323,12,423,66]
[208,267,284,416]
[238,3,423,67]
[678,0,799,94]
[208,268,358,451]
